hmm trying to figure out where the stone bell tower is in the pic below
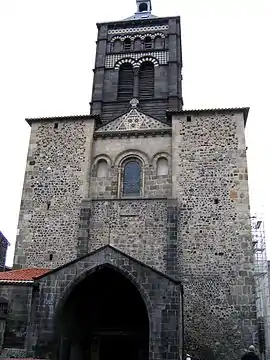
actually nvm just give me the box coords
[90,0,183,122]
[9,1,257,360]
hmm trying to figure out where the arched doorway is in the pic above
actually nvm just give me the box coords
[56,265,149,360]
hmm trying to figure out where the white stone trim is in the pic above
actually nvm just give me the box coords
[114,57,137,70]
[96,108,170,133]
[114,150,149,167]
[106,51,168,69]
[110,32,165,43]
[92,154,112,168]
[108,25,169,35]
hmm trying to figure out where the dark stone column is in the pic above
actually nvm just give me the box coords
[59,337,71,360]
[168,18,183,111]
[90,24,108,117]
[77,200,92,258]
[166,198,178,278]
[133,67,140,98]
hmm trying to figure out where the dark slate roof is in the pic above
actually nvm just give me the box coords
[0,231,10,246]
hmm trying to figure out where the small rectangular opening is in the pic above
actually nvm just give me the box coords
[49,254,53,261]
[187,116,192,122]
[47,201,51,210]
[54,123,59,129]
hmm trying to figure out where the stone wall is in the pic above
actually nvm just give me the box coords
[14,118,95,269]
[0,284,32,350]
[90,199,169,272]
[172,110,256,359]
[90,135,172,199]
[77,197,178,275]
[30,246,183,360]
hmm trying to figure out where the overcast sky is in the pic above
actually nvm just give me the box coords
[0,0,269,267]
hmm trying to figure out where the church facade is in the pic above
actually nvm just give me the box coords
[0,1,257,359]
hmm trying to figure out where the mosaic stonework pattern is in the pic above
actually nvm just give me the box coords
[172,112,256,360]
[108,25,169,35]
[95,107,170,133]
[110,32,165,42]
[14,119,95,268]
[105,51,168,68]
[12,108,256,360]
[88,200,168,272]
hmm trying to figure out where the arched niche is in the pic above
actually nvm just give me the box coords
[96,159,109,178]
[156,157,169,176]
[113,39,122,52]
[134,37,142,51]
[154,36,164,49]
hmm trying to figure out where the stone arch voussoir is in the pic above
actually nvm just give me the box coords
[115,58,136,70]
[53,260,152,330]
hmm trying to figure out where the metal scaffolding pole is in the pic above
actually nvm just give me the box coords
[251,214,270,360]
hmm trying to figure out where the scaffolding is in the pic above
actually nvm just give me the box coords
[251,215,270,359]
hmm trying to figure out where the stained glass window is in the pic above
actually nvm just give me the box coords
[122,159,141,197]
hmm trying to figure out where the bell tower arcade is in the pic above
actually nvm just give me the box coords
[90,0,183,122]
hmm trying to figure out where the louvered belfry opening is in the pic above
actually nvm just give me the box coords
[118,63,134,101]
[139,61,154,99]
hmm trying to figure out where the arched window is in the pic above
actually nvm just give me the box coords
[97,159,109,178]
[144,36,152,50]
[139,2,148,12]
[154,36,164,49]
[113,39,122,52]
[122,158,142,197]
[139,62,154,99]
[123,38,131,51]
[118,63,134,101]
[134,37,142,51]
[156,157,168,176]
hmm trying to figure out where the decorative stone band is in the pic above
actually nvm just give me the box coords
[106,51,168,69]
[95,105,171,134]
[110,32,166,42]
[108,25,169,35]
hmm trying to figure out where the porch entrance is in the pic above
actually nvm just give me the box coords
[56,265,149,360]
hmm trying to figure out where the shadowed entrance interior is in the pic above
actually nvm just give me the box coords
[57,265,149,360]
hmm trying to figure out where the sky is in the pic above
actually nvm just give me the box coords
[0,0,269,267]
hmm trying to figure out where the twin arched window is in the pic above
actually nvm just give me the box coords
[118,61,154,101]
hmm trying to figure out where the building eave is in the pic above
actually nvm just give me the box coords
[0,280,34,285]
[25,114,98,126]
[166,107,250,127]
[94,128,171,139]
[97,15,180,28]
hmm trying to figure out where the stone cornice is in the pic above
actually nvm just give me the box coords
[94,128,171,139]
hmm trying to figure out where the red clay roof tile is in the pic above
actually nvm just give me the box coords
[0,268,49,282]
